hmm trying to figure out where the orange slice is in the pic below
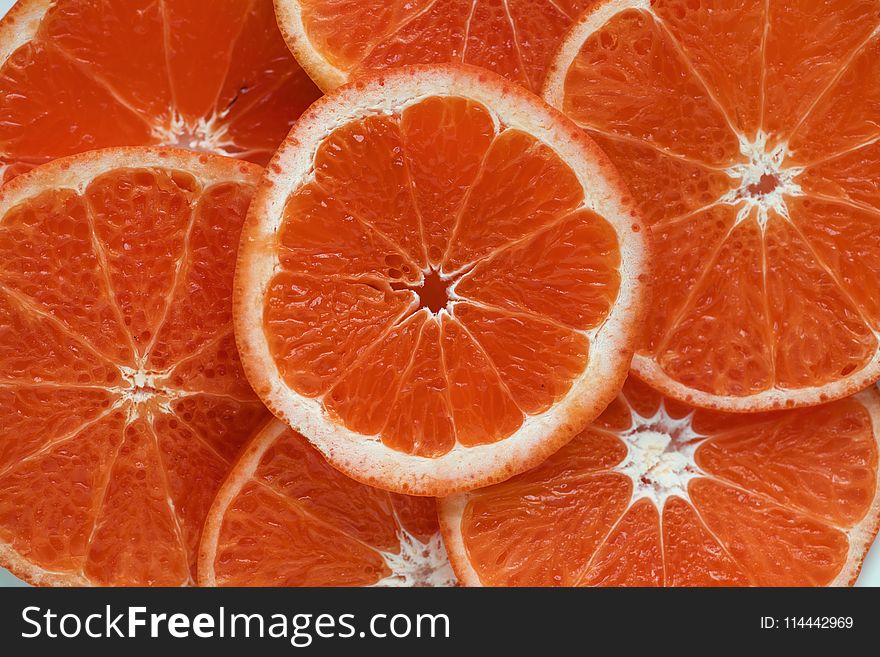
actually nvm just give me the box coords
[274,0,599,93]
[544,0,880,411]
[0,147,271,586]
[199,418,456,586]
[0,0,322,183]
[235,65,647,496]
[440,377,880,586]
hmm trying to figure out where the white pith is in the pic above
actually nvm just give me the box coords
[235,67,647,495]
[374,529,456,587]
[614,403,704,507]
[544,0,880,411]
[150,111,243,159]
[440,388,880,587]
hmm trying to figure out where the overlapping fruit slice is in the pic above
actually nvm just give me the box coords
[199,419,456,586]
[274,0,598,93]
[235,65,647,495]
[544,0,880,410]
[0,148,271,585]
[440,377,880,586]
[0,0,322,183]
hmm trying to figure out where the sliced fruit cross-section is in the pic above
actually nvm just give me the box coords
[0,0,322,183]
[0,148,271,586]
[199,418,456,586]
[544,0,880,411]
[440,376,880,586]
[234,65,647,496]
[274,0,599,93]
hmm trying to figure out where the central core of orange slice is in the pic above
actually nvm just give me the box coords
[617,404,703,504]
[392,269,455,315]
[724,134,803,229]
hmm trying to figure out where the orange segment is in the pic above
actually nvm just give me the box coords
[359,0,472,74]
[41,0,172,119]
[0,148,269,586]
[559,8,740,165]
[0,289,122,386]
[696,398,879,527]
[0,41,153,165]
[0,410,127,580]
[454,209,621,330]
[589,132,735,226]
[579,499,663,587]
[314,114,427,267]
[382,319,456,458]
[235,67,645,495]
[84,167,196,352]
[643,205,736,353]
[161,0,251,123]
[546,0,880,410]
[443,129,584,273]
[662,496,751,587]
[0,0,321,181]
[84,417,189,587]
[656,214,774,398]
[163,332,256,400]
[278,183,421,283]
[460,473,632,586]
[199,420,456,587]
[400,96,496,265]
[454,303,589,415]
[787,197,880,328]
[690,478,850,586]
[280,0,596,93]
[252,432,400,551]
[264,273,413,397]
[0,387,115,470]
[797,141,880,213]
[763,0,880,145]
[764,215,876,390]
[0,188,134,362]
[440,315,523,447]
[787,29,880,165]
[441,378,880,586]
[652,0,764,137]
[146,180,255,371]
[208,481,390,587]
[325,312,427,436]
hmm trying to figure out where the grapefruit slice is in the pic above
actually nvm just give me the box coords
[0,147,271,586]
[544,0,880,411]
[0,0,322,183]
[235,65,647,496]
[440,377,880,586]
[199,418,456,586]
[274,0,599,93]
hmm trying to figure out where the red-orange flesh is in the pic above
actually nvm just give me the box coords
[554,0,880,407]
[451,377,880,586]
[0,152,270,586]
[0,0,322,183]
[264,94,621,458]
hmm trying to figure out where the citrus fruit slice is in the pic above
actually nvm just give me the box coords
[0,0,322,183]
[199,418,456,586]
[0,147,271,586]
[544,0,880,411]
[440,377,880,586]
[274,0,598,93]
[235,65,647,496]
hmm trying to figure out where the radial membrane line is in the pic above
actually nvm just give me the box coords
[787,23,880,143]
[82,200,139,364]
